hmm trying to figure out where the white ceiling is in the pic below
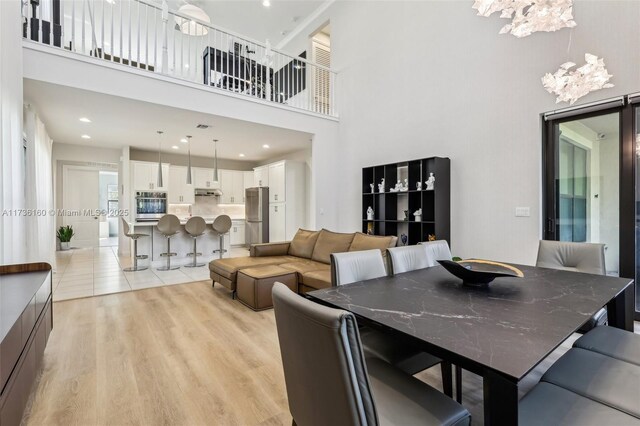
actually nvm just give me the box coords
[24,79,312,161]
[578,114,620,138]
[171,0,325,51]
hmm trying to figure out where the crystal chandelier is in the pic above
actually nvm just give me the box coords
[541,54,614,105]
[472,0,577,38]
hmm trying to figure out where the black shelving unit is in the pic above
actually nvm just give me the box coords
[362,157,450,246]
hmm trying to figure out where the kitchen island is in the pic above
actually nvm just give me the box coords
[129,217,243,267]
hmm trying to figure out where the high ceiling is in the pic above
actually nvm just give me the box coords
[169,0,325,50]
[24,79,312,161]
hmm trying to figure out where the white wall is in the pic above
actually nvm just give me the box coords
[322,1,640,264]
[598,135,620,274]
[0,0,26,264]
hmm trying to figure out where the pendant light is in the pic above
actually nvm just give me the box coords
[156,130,164,188]
[213,139,219,182]
[186,135,193,184]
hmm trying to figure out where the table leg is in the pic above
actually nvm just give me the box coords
[483,370,518,426]
[440,361,453,398]
[607,283,634,332]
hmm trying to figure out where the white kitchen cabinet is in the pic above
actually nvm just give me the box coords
[219,170,245,204]
[269,203,286,242]
[230,220,245,245]
[219,170,233,203]
[194,167,220,189]
[168,166,194,204]
[132,161,169,191]
[254,166,269,187]
[243,171,254,189]
[268,162,286,203]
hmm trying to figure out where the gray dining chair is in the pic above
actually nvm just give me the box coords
[536,240,607,331]
[157,214,181,271]
[272,282,471,426]
[419,240,453,267]
[387,245,430,275]
[330,250,453,397]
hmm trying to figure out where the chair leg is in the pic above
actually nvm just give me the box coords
[455,365,462,403]
[441,361,453,398]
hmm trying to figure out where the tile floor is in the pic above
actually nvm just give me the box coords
[53,246,249,301]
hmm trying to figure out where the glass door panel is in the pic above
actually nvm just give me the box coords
[557,112,620,275]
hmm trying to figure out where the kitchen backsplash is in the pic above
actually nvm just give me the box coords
[168,197,245,220]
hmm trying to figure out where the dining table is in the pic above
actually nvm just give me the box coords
[307,263,635,426]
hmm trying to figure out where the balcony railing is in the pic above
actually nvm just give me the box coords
[22,0,337,117]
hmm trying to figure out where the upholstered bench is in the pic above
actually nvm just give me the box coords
[237,266,298,311]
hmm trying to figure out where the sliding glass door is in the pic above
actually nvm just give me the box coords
[543,96,638,318]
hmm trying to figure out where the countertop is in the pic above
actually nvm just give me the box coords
[132,216,245,226]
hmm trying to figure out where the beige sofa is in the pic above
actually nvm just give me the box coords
[209,229,397,295]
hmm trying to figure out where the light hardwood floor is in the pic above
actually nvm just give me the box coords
[23,280,640,425]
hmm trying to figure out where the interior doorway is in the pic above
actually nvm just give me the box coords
[99,171,119,247]
[310,23,331,115]
[62,165,119,248]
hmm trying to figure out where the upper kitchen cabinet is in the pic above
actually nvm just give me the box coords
[254,166,269,187]
[132,161,169,191]
[219,170,245,204]
[268,162,286,203]
[243,171,254,193]
[194,167,220,189]
[168,165,195,204]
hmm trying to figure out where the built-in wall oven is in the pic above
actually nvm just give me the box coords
[135,191,167,221]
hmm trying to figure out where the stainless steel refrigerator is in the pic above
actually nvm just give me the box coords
[245,187,269,247]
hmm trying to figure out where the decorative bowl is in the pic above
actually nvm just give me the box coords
[437,259,524,286]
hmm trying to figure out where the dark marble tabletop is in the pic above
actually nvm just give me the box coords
[308,264,633,380]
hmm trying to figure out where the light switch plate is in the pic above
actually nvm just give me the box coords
[515,207,530,217]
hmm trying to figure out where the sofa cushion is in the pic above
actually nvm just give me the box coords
[279,260,330,276]
[311,229,356,264]
[349,233,396,253]
[209,256,296,280]
[301,269,332,290]
[288,229,321,259]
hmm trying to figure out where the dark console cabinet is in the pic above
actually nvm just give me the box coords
[0,263,53,426]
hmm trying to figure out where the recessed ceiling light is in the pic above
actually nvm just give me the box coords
[81,134,91,139]
[172,145,179,150]
[180,138,188,143]
[262,0,271,7]
[262,144,270,149]
[239,153,246,157]
[79,117,91,123]
[184,64,190,69]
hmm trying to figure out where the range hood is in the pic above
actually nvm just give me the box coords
[195,188,223,197]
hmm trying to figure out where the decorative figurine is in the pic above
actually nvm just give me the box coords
[428,234,437,241]
[403,210,409,221]
[413,208,422,222]
[416,181,422,190]
[370,183,375,193]
[378,178,385,193]
[426,173,435,190]
[366,206,374,221]
[400,233,408,246]
[367,222,374,235]
[401,178,409,192]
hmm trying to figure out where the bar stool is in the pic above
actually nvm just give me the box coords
[212,215,232,259]
[121,218,149,272]
[157,214,181,271]
[184,216,207,268]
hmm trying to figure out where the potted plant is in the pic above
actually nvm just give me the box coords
[56,225,74,250]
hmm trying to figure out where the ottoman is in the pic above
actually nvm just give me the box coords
[236,265,298,311]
